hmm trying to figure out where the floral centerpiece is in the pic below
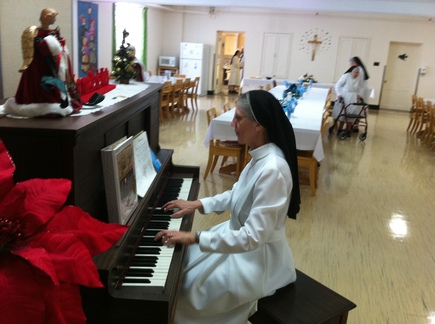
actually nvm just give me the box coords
[299,73,318,83]
[111,29,137,84]
[0,140,128,323]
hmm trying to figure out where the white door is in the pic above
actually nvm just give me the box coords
[260,33,292,79]
[380,42,422,111]
[213,31,245,95]
[333,37,370,82]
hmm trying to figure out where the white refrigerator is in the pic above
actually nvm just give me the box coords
[180,42,210,96]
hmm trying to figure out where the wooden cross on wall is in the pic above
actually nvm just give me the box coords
[308,34,322,61]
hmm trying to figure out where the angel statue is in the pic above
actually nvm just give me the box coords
[2,7,82,118]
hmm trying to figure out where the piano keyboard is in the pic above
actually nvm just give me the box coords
[122,178,192,287]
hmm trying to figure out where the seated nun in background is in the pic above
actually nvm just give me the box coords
[155,90,301,324]
[127,45,148,81]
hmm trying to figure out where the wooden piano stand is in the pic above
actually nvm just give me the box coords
[249,269,356,324]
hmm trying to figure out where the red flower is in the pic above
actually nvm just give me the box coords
[0,140,128,323]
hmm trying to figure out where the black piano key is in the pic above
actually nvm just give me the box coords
[122,278,151,284]
[143,230,160,237]
[140,237,163,245]
[130,260,157,267]
[139,240,162,247]
[126,268,154,276]
[136,247,161,255]
[152,215,172,221]
[160,190,180,197]
[130,256,158,266]
[148,221,169,229]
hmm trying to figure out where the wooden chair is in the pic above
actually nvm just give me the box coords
[204,107,245,180]
[186,77,200,110]
[146,70,153,76]
[323,87,333,115]
[159,82,172,120]
[243,144,252,167]
[265,83,271,91]
[407,94,419,132]
[297,150,318,196]
[173,74,186,78]
[421,101,433,144]
[429,107,435,150]
[411,97,425,135]
[221,102,239,165]
[170,79,183,114]
[181,78,191,110]
[223,102,232,113]
[321,109,331,138]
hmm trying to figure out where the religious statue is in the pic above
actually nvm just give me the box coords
[308,34,322,61]
[1,7,82,118]
[299,29,332,62]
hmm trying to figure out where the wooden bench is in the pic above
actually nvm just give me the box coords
[249,269,356,324]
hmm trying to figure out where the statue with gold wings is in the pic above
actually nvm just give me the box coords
[19,26,38,72]
[2,7,82,118]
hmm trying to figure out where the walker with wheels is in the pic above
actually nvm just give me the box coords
[329,98,369,141]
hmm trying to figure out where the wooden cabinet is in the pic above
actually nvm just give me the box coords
[157,66,179,76]
[0,83,163,222]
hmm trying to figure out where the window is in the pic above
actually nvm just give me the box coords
[114,3,146,65]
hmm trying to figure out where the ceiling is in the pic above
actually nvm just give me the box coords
[95,0,435,19]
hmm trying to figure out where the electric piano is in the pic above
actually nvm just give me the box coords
[81,148,200,324]
[0,83,200,323]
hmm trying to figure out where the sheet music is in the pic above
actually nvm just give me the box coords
[133,131,157,198]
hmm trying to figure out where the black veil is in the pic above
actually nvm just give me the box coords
[344,56,370,80]
[247,90,301,219]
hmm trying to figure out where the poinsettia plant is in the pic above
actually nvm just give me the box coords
[0,140,128,323]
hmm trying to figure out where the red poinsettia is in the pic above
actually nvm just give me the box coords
[0,140,128,323]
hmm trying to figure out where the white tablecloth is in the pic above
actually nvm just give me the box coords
[274,79,334,89]
[146,75,184,84]
[240,78,273,90]
[204,86,329,161]
[274,80,375,99]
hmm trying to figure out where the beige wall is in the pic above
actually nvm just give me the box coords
[0,0,73,98]
[1,2,434,105]
[157,9,435,105]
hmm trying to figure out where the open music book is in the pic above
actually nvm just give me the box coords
[133,131,157,197]
[101,136,138,224]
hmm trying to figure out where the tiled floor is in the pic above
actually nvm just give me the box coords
[159,92,435,324]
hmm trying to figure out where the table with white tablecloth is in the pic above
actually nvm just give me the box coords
[204,86,329,162]
[274,79,334,89]
[146,75,185,84]
[274,80,375,100]
[240,78,275,93]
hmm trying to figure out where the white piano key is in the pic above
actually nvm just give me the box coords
[122,178,193,288]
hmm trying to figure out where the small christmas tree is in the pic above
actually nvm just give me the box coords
[111,29,137,83]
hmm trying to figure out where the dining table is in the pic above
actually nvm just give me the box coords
[204,85,330,162]
[146,75,185,85]
[240,78,275,92]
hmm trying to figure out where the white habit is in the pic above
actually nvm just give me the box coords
[333,72,365,121]
[174,143,297,324]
